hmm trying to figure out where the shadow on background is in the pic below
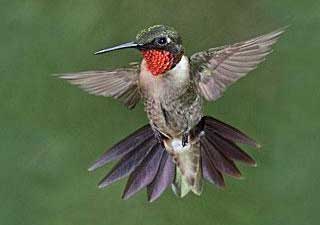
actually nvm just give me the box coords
[1,1,319,225]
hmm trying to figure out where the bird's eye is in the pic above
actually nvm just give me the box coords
[156,37,168,45]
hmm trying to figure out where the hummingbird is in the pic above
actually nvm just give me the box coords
[58,25,285,202]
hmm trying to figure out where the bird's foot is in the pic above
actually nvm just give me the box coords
[182,132,189,147]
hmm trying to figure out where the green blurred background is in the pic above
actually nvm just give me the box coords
[1,1,319,225]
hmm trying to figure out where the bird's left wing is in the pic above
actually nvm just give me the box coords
[190,28,286,101]
[57,65,141,109]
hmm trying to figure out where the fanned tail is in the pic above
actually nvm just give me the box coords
[89,125,175,202]
[200,116,260,188]
[89,116,260,202]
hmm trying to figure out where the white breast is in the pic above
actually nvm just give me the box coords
[139,55,190,98]
[170,138,191,153]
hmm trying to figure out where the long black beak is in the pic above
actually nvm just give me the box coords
[94,41,139,55]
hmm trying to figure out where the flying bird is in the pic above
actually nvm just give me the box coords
[58,25,285,202]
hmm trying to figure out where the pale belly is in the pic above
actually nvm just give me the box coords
[144,92,202,137]
[139,56,203,138]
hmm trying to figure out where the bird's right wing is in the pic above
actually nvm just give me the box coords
[57,65,141,109]
[190,28,286,101]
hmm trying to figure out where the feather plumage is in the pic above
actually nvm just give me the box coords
[88,116,258,201]
[98,139,156,188]
[122,144,165,199]
[147,152,175,202]
[57,67,141,109]
[56,25,286,201]
[88,125,153,171]
[191,27,287,101]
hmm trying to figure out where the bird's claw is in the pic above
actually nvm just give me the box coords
[182,132,189,147]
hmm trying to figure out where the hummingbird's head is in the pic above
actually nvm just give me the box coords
[95,25,184,76]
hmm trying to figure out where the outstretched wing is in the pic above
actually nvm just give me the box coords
[57,65,141,109]
[190,28,286,101]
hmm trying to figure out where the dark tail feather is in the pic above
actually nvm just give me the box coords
[122,145,164,200]
[147,151,175,202]
[98,139,156,188]
[90,124,174,200]
[201,116,260,189]
[210,132,256,166]
[88,125,154,171]
[202,137,242,178]
[201,141,225,188]
[90,116,259,201]
[203,116,260,148]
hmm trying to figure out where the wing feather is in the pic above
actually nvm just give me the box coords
[57,67,141,109]
[191,27,287,101]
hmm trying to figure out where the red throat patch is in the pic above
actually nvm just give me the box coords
[141,50,174,76]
